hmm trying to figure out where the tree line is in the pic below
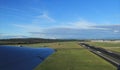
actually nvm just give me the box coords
[0,38,87,45]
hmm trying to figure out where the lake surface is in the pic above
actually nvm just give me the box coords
[0,45,55,70]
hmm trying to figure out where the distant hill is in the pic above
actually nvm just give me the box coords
[0,38,79,45]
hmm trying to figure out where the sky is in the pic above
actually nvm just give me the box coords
[0,0,120,39]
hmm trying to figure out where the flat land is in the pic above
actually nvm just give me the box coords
[21,41,116,70]
[86,42,120,52]
[21,41,81,49]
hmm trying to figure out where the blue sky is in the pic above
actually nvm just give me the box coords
[0,0,120,39]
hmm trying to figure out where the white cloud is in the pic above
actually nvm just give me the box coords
[66,20,95,29]
[13,11,56,32]
[54,19,109,30]
[113,30,119,33]
[13,19,111,34]
[35,12,56,23]
[13,16,120,39]
[0,33,28,39]
[13,24,43,32]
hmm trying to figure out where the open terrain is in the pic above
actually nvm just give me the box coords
[86,42,120,52]
[20,41,116,70]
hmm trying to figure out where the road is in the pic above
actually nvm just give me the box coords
[79,43,120,70]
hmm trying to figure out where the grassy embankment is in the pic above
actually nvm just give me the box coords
[22,41,116,70]
[86,42,120,52]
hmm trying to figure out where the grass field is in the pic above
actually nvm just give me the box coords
[86,42,120,52]
[86,42,120,47]
[20,41,116,70]
[35,49,116,70]
[21,41,81,49]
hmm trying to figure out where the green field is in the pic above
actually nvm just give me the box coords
[21,41,81,49]
[21,41,116,70]
[86,42,120,52]
[86,42,120,47]
[35,49,115,70]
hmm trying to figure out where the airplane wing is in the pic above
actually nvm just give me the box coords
[0,45,54,70]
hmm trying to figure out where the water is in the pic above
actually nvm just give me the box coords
[0,45,55,70]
